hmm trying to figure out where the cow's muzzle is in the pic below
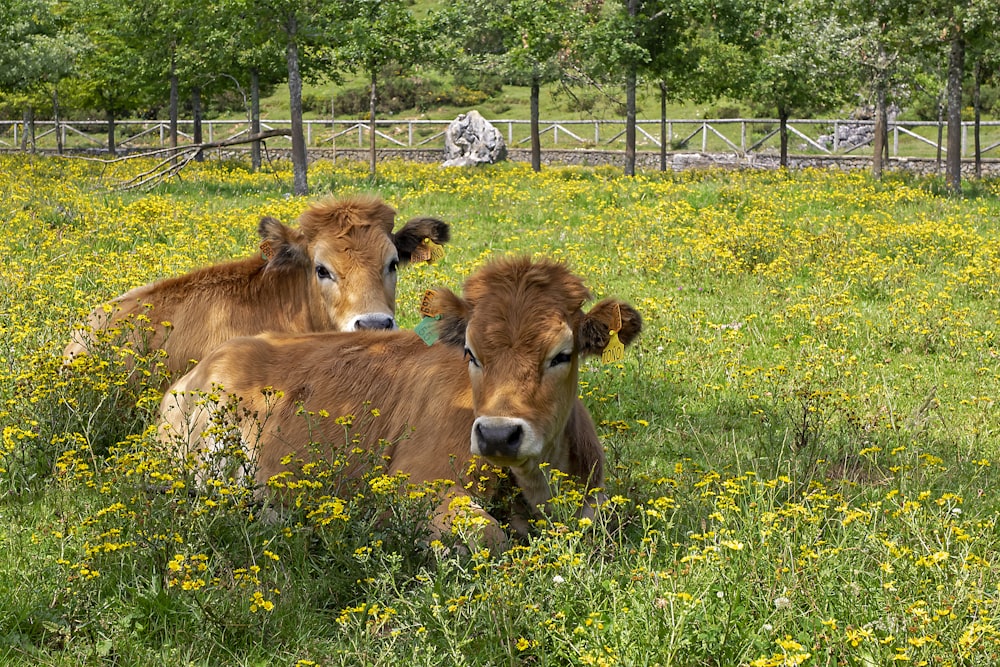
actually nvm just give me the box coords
[472,417,526,460]
[352,313,396,330]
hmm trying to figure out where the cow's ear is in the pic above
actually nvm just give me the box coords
[577,299,643,357]
[258,216,309,270]
[393,216,450,264]
[424,287,468,347]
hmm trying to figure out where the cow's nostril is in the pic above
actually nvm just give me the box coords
[475,422,523,458]
[354,314,395,331]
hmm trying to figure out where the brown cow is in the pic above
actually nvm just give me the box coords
[64,195,449,379]
[159,256,642,545]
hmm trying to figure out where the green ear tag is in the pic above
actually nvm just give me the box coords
[415,314,441,345]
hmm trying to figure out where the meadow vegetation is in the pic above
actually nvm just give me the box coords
[1,154,1000,665]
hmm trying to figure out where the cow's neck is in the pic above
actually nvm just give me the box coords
[508,462,552,515]
[509,434,572,513]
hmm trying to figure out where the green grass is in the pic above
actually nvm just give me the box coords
[2,155,1000,664]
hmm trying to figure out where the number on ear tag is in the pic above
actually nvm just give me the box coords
[602,330,625,364]
[601,303,625,364]
[415,315,441,345]
[411,243,431,263]
[423,237,445,263]
[419,290,439,317]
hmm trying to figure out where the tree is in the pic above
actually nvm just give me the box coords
[436,0,581,173]
[338,0,425,178]
[965,2,1000,178]
[640,1,704,171]
[240,0,344,195]
[218,0,285,171]
[828,0,919,180]
[0,0,83,152]
[915,0,1000,193]
[65,0,152,154]
[572,0,649,176]
[738,0,856,167]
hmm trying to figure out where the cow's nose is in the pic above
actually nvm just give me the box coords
[474,421,524,459]
[353,314,395,330]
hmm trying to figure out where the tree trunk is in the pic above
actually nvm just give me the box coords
[936,94,944,168]
[779,107,789,168]
[107,110,116,156]
[972,59,982,180]
[170,50,179,154]
[872,77,887,180]
[624,0,638,178]
[530,72,541,173]
[945,33,964,195]
[21,106,35,153]
[53,87,63,155]
[625,65,636,177]
[251,69,261,172]
[285,16,309,195]
[369,71,377,178]
[659,82,667,172]
[192,86,203,161]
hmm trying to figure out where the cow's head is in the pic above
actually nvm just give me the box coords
[258,195,450,331]
[426,256,642,470]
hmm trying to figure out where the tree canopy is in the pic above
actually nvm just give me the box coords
[2,0,998,186]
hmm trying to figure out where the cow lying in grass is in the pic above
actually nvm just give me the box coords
[64,195,449,380]
[158,256,642,545]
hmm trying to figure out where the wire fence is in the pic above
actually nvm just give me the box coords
[3,117,1000,160]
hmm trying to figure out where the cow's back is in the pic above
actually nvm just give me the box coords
[163,330,478,486]
[65,255,308,377]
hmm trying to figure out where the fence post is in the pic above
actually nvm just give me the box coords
[741,121,746,152]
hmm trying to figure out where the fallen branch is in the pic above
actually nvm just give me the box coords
[112,129,292,191]
[53,129,291,190]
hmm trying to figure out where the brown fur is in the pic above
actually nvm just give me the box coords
[159,256,642,545]
[63,195,449,382]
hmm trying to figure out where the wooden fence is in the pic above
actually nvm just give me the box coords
[2,117,1000,160]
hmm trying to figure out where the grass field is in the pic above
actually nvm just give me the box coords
[2,155,1000,665]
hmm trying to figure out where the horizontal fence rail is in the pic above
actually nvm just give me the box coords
[2,118,1000,160]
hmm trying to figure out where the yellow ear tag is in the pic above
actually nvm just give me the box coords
[601,303,625,364]
[415,289,441,345]
[423,237,445,263]
[411,242,431,263]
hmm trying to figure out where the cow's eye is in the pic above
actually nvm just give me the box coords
[315,264,335,281]
[464,348,481,368]
[387,258,399,274]
[550,352,572,367]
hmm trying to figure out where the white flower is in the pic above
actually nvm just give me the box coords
[773,596,792,610]
[552,575,565,585]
